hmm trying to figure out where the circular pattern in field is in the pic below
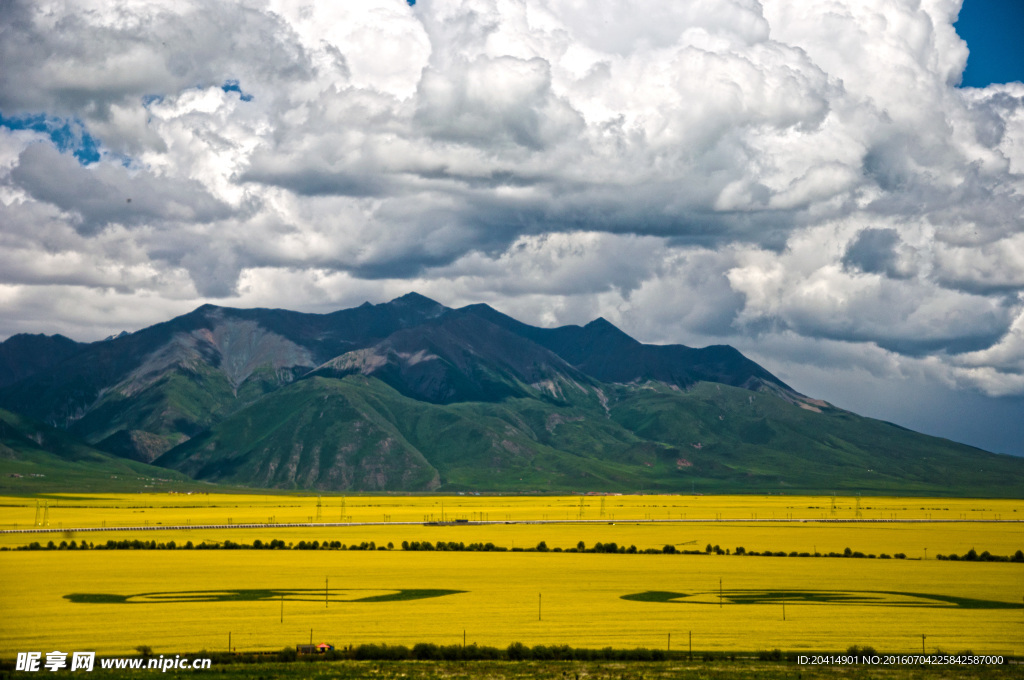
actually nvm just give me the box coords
[63,588,465,604]
[620,590,1019,609]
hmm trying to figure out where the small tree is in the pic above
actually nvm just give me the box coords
[507,642,529,661]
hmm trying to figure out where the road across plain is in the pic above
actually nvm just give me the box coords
[2,517,1020,534]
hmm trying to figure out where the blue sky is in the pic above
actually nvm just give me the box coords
[0,113,101,165]
[956,0,1024,87]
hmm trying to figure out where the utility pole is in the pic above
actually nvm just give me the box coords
[689,631,692,660]
[667,633,671,651]
[228,632,231,653]
[280,594,283,623]
[921,634,926,654]
[538,593,542,621]
[782,600,786,621]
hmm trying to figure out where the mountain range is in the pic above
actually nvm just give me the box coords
[1,293,1021,496]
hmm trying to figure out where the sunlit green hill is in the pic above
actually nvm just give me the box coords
[155,374,1024,496]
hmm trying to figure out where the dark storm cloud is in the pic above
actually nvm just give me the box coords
[10,143,232,235]
[0,0,313,157]
[240,165,393,198]
[842,228,911,279]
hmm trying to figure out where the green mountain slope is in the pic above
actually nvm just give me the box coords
[155,377,441,491]
[72,361,295,462]
[4,293,1023,496]
[607,382,1024,496]
[0,409,200,494]
[155,375,651,492]
[0,295,468,463]
[154,375,1024,496]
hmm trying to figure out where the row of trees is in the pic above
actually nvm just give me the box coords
[936,549,1024,562]
[210,642,742,665]
[10,539,1019,562]
[734,546,909,559]
[10,539,393,551]
[401,541,506,551]
[292,642,677,662]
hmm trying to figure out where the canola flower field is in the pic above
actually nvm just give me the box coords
[0,494,1021,658]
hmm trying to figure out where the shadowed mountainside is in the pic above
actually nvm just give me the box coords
[0,408,198,493]
[0,333,86,389]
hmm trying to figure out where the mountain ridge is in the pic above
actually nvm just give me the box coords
[457,302,797,397]
[2,294,1022,496]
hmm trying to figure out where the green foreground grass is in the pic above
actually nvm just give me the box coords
[2,658,1019,680]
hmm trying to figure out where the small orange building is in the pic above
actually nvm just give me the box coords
[297,643,334,655]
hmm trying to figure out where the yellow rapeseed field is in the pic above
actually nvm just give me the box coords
[1,521,1020,557]
[0,493,1019,555]
[1,493,1018,529]
[1,550,1021,656]
[1,494,1021,657]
